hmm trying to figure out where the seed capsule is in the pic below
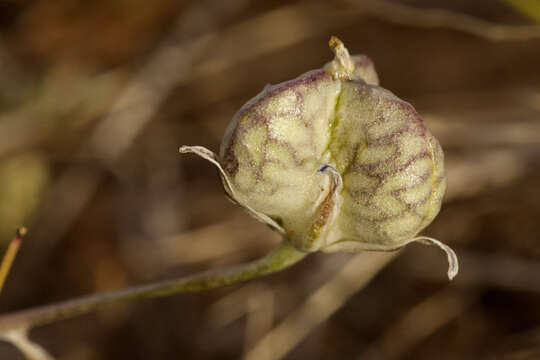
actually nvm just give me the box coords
[180,37,457,280]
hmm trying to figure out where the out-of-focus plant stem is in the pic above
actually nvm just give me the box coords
[504,0,540,23]
[0,240,306,333]
[0,228,26,294]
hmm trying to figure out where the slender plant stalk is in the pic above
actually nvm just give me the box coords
[1,328,55,360]
[0,228,26,294]
[0,240,307,332]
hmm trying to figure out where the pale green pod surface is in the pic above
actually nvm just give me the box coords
[182,38,457,280]
[219,69,341,250]
[324,82,447,252]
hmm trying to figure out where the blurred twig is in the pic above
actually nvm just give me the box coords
[243,285,276,360]
[183,0,540,102]
[158,212,276,265]
[246,251,399,360]
[0,241,306,333]
[181,2,357,87]
[208,282,276,360]
[406,249,540,295]
[0,328,54,360]
[445,149,534,201]
[360,288,474,359]
[0,228,26,294]
[347,0,540,41]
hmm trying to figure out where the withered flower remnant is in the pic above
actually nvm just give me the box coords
[180,37,458,280]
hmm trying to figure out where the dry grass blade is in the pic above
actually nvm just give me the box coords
[407,250,540,295]
[0,228,26,293]
[360,288,473,359]
[347,0,540,41]
[182,2,356,86]
[246,251,399,360]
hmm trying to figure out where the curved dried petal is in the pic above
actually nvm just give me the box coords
[322,235,458,280]
[409,236,459,280]
[179,145,286,235]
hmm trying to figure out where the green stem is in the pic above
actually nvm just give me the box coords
[0,240,307,332]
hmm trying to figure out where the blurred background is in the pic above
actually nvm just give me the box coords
[0,0,539,359]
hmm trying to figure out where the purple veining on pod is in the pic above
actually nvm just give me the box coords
[180,37,458,280]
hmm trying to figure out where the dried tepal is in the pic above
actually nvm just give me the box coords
[181,37,458,280]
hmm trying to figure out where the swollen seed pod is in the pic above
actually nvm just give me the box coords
[180,37,458,280]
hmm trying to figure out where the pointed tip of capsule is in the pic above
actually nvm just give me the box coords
[327,36,354,79]
[329,36,342,49]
